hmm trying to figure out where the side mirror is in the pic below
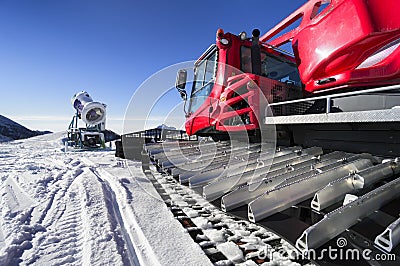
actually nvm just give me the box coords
[175,69,187,100]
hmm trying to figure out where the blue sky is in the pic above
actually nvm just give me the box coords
[0,0,306,133]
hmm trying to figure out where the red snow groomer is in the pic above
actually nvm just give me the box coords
[175,0,400,139]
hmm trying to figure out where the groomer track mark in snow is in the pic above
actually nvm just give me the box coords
[0,133,127,265]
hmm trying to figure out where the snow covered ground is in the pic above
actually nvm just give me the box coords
[0,132,308,266]
[0,132,210,265]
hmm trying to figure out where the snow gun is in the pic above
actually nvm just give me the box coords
[71,91,106,126]
[67,91,106,149]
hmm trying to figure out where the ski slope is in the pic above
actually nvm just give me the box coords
[0,132,210,265]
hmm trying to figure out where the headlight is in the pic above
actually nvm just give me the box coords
[239,31,247,41]
[219,38,229,45]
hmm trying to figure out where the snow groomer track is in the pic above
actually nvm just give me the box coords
[142,140,400,265]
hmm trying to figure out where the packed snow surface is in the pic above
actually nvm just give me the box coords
[0,132,210,265]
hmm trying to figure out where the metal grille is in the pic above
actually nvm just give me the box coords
[271,84,284,115]
[289,101,314,115]
[270,83,311,116]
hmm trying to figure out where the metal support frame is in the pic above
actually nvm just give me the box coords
[151,141,225,159]
[176,148,261,183]
[312,161,399,211]
[296,176,400,253]
[375,216,400,252]
[248,159,373,222]
[189,145,308,187]
[67,110,105,149]
[268,84,400,111]
[250,153,375,206]
[265,84,400,125]
[160,143,228,168]
[201,147,322,200]
[221,151,346,211]
[165,143,260,177]
[170,143,263,178]
[147,140,209,157]
[188,147,278,188]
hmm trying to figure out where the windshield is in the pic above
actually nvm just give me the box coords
[241,46,301,86]
[188,49,217,114]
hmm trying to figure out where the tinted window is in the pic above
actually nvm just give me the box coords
[241,46,300,86]
[189,50,217,113]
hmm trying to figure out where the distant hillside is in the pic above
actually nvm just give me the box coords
[157,124,176,130]
[0,114,51,142]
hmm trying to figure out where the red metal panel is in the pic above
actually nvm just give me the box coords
[262,0,400,93]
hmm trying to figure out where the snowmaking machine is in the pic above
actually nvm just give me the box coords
[67,91,107,149]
